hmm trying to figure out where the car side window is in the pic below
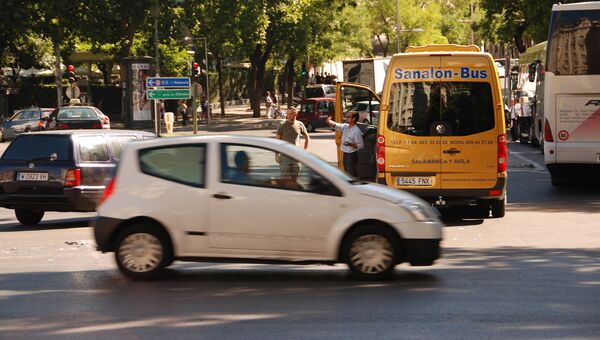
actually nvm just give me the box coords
[78,136,110,162]
[139,144,206,187]
[220,144,340,195]
[108,136,137,160]
[11,111,24,121]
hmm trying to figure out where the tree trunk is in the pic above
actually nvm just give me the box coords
[285,57,295,107]
[514,25,527,53]
[217,57,225,116]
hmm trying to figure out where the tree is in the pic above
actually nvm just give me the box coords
[478,0,580,52]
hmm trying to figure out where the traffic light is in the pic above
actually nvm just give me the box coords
[66,64,78,84]
[192,62,200,79]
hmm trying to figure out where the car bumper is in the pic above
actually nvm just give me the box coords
[92,216,124,252]
[403,238,441,266]
[0,186,103,212]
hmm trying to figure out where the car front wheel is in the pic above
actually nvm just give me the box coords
[342,225,399,280]
[115,223,173,280]
[15,208,45,225]
[306,122,314,132]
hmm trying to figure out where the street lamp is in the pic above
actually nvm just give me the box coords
[184,36,210,134]
[395,0,424,53]
[150,1,161,136]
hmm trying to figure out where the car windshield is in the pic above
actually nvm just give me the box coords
[57,108,99,120]
[2,135,71,161]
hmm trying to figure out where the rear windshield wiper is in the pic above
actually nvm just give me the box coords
[26,153,58,165]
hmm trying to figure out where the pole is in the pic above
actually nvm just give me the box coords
[54,44,63,107]
[396,0,400,53]
[470,0,474,45]
[153,0,161,137]
[204,37,211,127]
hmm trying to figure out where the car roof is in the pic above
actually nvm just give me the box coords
[127,134,291,150]
[301,97,335,102]
[21,130,155,137]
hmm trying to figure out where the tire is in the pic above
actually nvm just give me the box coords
[550,174,567,187]
[24,127,31,133]
[15,208,45,225]
[114,223,173,280]
[342,225,399,280]
[475,199,490,218]
[306,122,314,133]
[491,196,506,218]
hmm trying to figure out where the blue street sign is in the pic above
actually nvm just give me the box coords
[146,77,191,88]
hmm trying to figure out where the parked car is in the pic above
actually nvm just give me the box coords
[0,107,54,142]
[93,135,443,280]
[0,130,155,225]
[304,84,336,99]
[45,106,106,130]
[297,97,336,132]
[347,100,380,125]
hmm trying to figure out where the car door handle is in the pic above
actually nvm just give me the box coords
[443,148,461,155]
[213,193,232,200]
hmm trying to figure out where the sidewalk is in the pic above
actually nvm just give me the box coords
[113,104,283,135]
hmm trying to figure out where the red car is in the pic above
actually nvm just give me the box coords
[296,97,335,132]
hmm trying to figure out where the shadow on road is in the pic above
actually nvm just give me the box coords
[0,247,598,338]
[0,217,91,232]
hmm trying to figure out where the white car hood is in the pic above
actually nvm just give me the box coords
[353,183,421,204]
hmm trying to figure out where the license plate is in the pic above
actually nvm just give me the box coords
[396,176,433,186]
[17,172,49,181]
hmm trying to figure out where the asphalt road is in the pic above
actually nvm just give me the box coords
[0,131,599,339]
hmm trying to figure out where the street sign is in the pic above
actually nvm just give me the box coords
[65,85,80,99]
[146,77,190,88]
[147,89,191,100]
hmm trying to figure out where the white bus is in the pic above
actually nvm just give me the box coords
[543,1,600,186]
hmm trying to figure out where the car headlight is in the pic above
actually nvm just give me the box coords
[399,200,439,222]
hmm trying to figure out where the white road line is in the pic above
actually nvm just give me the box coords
[508,149,547,171]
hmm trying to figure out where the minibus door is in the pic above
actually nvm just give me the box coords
[334,83,380,181]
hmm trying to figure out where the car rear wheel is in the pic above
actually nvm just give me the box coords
[306,122,314,133]
[115,223,173,280]
[342,225,399,280]
[15,208,45,225]
[491,196,506,218]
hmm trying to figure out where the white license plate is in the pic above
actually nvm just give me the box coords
[17,172,49,181]
[396,176,433,186]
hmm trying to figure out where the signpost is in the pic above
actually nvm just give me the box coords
[147,77,190,88]
[146,77,191,136]
[147,89,191,100]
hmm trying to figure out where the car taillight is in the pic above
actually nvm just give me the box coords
[38,121,45,128]
[97,176,116,207]
[57,123,69,129]
[497,134,507,173]
[376,134,386,173]
[64,168,81,187]
[544,118,554,142]
[103,116,109,124]
[92,121,103,129]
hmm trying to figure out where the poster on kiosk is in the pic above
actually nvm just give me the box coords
[123,56,155,129]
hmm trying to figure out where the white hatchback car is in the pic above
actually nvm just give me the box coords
[93,135,443,280]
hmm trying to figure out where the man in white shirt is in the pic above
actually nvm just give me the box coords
[326,112,364,177]
[515,96,532,141]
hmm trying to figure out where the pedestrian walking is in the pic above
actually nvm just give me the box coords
[275,107,310,180]
[265,91,273,119]
[508,99,518,141]
[178,100,188,126]
[273,90,280,118]
[326,112,364,177]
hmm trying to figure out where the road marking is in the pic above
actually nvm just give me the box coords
[508,150,546,171]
